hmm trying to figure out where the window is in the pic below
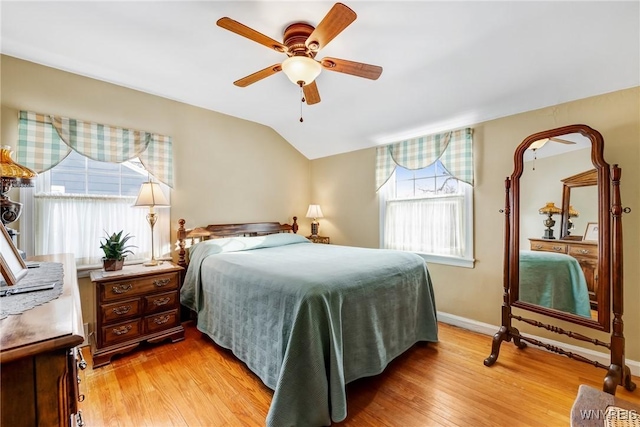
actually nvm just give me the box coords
[379,161,474,268]
[21,150,170,268]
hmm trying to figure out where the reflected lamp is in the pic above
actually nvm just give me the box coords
[539,202,562,240]
[305,204,324,237]
[133,181,169,266]
[567,205,580,236]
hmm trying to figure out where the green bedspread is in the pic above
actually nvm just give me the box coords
[180,233,438,427]
[519,250,591,318]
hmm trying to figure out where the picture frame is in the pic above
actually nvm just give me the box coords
[583,222,599,242]
[0,222,28,286]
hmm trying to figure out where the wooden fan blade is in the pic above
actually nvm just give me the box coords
[305,3,357,52]
[321,57,383,80]
[550,137,577,145]
[233,64,282,87]
[217,17,288,53]
[303,81,321,105]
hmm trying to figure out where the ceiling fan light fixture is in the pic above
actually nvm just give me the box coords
[282,56,322,86]
[529,138,550,150]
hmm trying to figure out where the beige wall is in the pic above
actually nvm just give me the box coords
[2,54,638,362]
[1,55,312,326]
[311,87,640,361]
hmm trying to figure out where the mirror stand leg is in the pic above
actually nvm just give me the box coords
[485,303,528,367]
[603,364,622,395]
[484,326,508,366]
[511,326,527,349]
[623,366,637,392]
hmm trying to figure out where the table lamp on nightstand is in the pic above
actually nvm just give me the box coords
[306,204,323,237]
[134,180,169,266]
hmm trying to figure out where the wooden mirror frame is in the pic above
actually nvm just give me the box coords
[559,169,598,240]
[510,126,610,331]
[484,124,636,396]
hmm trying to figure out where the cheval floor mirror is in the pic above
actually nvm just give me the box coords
[484,124,636,395]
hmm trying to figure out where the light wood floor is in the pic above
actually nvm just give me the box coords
[80,322,639,426]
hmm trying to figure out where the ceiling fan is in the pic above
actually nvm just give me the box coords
[528,136,577,170]
[217,2,383,107]
[529,137,577,150]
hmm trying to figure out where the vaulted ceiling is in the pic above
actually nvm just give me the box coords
[2,1,638,159]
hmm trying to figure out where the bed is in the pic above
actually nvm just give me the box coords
[519,250,591,318]
[177,219,438,427]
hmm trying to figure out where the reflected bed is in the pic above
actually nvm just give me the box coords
[180,231,438,427]
[519,250,591,318]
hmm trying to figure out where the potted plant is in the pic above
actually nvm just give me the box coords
[100,230,136,271]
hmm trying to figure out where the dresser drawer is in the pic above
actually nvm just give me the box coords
[100,272,179,302]
[568,244,598,260]
[144,291,178,314]
[102,319,142,346]
[530,241,567,253]
[144,309,179,334]
[101,298,141,323]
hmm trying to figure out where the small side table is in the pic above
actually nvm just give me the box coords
[90,261,185,367]
[307,235,330,244]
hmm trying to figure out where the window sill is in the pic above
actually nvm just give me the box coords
[414,253,475,268]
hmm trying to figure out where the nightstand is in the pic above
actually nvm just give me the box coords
[90,262,185,367]
[307,235,330,244]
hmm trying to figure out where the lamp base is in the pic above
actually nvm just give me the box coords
[143,259,163,267]
[542,228,556,240]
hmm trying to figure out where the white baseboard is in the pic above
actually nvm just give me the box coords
[437,311,640,377]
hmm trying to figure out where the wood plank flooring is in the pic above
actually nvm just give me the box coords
[79,322,639,426]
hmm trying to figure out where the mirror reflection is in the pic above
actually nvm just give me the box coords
[519,133,598,320]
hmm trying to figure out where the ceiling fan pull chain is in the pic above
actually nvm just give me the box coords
[299,83,304,122]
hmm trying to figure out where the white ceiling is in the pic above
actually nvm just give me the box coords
[2,1,638,160]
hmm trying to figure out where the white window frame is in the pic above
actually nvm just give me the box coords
[19,154,171,277]
[379,169,475,268]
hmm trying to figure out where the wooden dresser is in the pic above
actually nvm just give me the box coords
[0,253,85,427]
[90,262,185,367]
[529,238,599,309]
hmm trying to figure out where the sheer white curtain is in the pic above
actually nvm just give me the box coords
[384,195,465,256]
[34,194,170,267]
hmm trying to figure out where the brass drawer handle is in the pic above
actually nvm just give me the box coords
[552,246,563,251]
[112,284,133,294]
[77,348,87,370]
[578,249,590,254]
[153,297,171,306]
[153,278,171,287]
[153,315,170,325]
[112,325,132,336]
[534,244,542,249]
[112,305,132,315]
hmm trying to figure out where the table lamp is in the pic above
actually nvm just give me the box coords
[305,204,323,237]
[1,146,36,243]
[134,181,169,266]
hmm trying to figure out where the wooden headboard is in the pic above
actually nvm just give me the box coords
[176,217,299,269]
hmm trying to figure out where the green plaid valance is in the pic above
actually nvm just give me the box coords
[17,111,174,188]
[375,128,473,191]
